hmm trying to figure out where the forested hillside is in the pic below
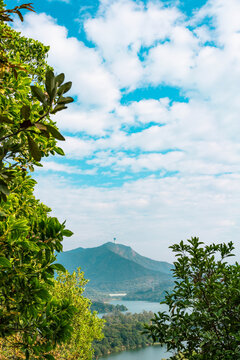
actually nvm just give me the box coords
[57,242,174,300]
[93,311,154,359]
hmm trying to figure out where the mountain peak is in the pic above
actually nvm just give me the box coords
[56,242,173,298]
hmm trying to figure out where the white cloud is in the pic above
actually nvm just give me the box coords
[39,161,96,175]
[61,136,96,159]
[85,0,183,89]
[13,0,240,258]
[35,174,240,262]
[55,104,120,136]
[15,12,120,110]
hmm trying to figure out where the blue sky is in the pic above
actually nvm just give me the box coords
[8,0,240,261]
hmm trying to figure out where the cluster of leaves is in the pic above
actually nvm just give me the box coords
[0,2,35,23]
[0,22,74,200]
[0,268,104,360]
[0,1,35,78]
[0,3,87,359]
[0,171,74,359]
[50,270,104,360]
[145,237,240,360]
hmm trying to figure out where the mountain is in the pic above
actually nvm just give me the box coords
[104,242,173,274]
[56,242,174,300]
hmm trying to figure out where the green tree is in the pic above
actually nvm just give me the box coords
[0,172,75,359]
[0,2,78,359]
[146,237,240,360]
[0,0,73,201]
[51,270,104,360]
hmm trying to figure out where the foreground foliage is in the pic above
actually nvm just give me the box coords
[0,172,74,358]
[51,270,104,360]
[0,2,94,358]
[0,270,104,359]
[146,237,240,360]
[93,311,154,358]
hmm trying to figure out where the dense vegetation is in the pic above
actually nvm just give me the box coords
[0,2,103,359]
[0,270,104,359]
[91,301,128,314]
[146,237,240,360]
[93,311,154,359]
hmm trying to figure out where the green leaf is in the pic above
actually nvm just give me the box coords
[57,81,72,95]
[45,70,55,100]
[36,288,50,300]
[55,73,65,86]
[0,115,13,124]
[51,104,67,114]
[62,229,73,237]
[31,86,47,104]
[0,257,11,267]
[27,135,42,161]
[52,263,66,272]
[0,179,10,195]
[46,125,65,141]
[58,96,74,105]
[35,123,47,131]
[20,105,30,120]
[54,147,65,156]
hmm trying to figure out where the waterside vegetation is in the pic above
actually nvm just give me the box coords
[93,311,154,359]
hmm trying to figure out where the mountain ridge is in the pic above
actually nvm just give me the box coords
[56,242,174,299]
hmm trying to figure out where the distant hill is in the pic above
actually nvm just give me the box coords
[56,242,174,300]
[104,242,173,274]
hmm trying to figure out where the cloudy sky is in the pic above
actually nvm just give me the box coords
[7,0,240,261]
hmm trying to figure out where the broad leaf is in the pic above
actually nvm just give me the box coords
[57,81,72,95]
[58,96,74,105]
[36,289,50,300]
[54,147,65,156]
[0,179,10,195]
[35,123,47,131]
[31,86,47,105]
[52,263,66,272]
[20,105,30,120]
[46,125,65,141]
[27,135,42,161]
[55,73,65,86]
[0,257,11,267]
[51,104,67,114]
[62,229,73,237]
[45,70,55,99]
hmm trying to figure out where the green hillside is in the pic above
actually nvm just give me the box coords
[104,242,173,274]
[56,242,174,299]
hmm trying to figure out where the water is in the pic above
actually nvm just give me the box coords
[100,345,170,360]
[99,300,170,360]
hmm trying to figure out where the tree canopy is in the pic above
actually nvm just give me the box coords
[146,237,240,360]
[0,2,104,359]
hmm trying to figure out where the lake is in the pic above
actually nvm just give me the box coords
[100,345,170,360]
[99,300,171,360]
